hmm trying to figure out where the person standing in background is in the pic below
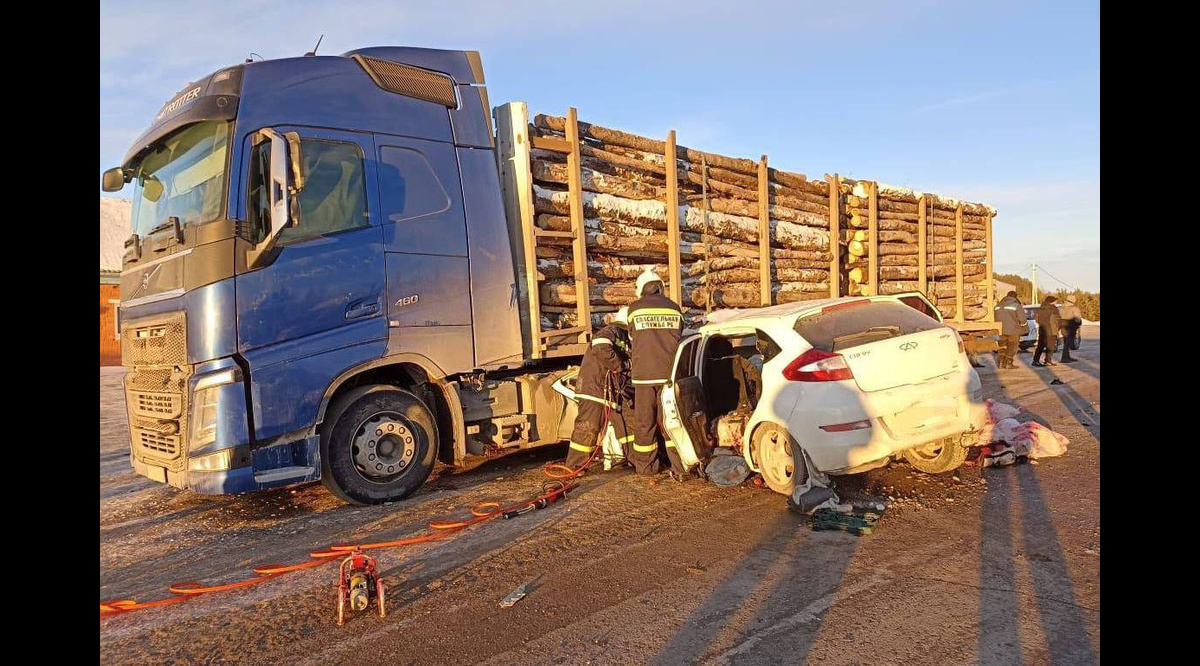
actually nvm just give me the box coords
[993,290,1024,369]
[1058,295,1082,363]
[1032,295,1061,367]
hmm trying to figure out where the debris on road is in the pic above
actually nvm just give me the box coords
[972,399,1070,466]
[704,448,751,486]
[500,582,531,608]
[809,506,884,536]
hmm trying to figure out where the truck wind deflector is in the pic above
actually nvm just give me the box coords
[351,55,458,108]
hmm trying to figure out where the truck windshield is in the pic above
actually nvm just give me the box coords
[130,120,230,237]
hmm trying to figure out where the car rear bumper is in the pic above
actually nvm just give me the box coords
[792,373,987,474]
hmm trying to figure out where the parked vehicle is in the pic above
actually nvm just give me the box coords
[656,293,987,495]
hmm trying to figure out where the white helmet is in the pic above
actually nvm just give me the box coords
[635,268,663,298]
[613,306,630,327]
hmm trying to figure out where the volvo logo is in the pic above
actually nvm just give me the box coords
[899,341,919,351]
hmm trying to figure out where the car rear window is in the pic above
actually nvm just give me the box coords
[794,301,944,352]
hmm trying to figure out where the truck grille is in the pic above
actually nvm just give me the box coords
[131,391,182,419]
[122,312,188,367]
[134,427,181,458]
[121,312,191,472]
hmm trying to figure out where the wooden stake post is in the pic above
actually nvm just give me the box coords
[867,181,878,296]
[917,195,928,296]
[565,107,591,343]
[827,174,841,298]
[758,156,771,306]
[666,131,682,305]
[954,203,964,322]
[985,212,995,321]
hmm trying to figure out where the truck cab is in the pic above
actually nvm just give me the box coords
[103,48,571,504]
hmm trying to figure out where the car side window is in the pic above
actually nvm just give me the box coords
[245,138,370,244]
[675,337,702,379]
[754,329,783,362]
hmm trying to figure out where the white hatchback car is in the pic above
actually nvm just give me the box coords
[659,292,988,496]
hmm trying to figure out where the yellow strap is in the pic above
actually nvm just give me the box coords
[568,441,594,453]
[631,379,668,386]
[632,442,658,453]
[617,435,635,444]
[665,441,677,449]
[591,337,612,346]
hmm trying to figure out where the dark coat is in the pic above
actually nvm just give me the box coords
[994,294,1025,337]
[1036,300,1062,336]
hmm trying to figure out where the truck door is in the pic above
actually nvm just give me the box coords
[374,135,474,374]
[661,335,712,471]
[236,127,386,440]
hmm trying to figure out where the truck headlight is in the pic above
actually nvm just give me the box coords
[188,449,232,472]
[190,368,240,448]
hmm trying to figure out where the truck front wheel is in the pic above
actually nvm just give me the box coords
[321,385,437,505]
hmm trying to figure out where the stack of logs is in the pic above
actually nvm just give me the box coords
[528,113,994,330]
[532,114,834,329]
[842,182,992,321]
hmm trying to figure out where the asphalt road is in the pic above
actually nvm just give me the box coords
[100,327,1100,665]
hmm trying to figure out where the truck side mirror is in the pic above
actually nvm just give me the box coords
[102,167,126,192]
[248,128,304,267]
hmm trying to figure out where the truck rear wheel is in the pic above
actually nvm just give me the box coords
[903,436,968,475]
[321,385,437,505]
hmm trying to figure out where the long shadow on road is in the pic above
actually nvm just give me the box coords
[978,347,1099,665]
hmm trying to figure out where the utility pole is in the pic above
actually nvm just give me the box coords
[1030,263,1038,303]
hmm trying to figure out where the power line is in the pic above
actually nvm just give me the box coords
[1036,265,1080,292]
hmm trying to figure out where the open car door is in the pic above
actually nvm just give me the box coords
[661,335,713,473]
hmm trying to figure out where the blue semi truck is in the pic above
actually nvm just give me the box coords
[102,47,599,504]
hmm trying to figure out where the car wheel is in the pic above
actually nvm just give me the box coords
[752,424,806,496]
[321,385,437,505]
[903,436,969,475]
[1019,342,1033,351]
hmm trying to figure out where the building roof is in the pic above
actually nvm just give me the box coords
[100,198,131,273]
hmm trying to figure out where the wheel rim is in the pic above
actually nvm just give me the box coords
[908,441,945,462]
[351,412,418,483]
[759,430,795,489]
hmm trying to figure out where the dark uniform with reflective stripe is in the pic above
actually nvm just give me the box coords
[565,323,630,468]
[628,283,684,476]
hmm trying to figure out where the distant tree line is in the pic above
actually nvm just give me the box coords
[995,273,1100,321]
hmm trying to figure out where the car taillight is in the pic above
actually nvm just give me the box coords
[954,331,965,354]
[782,348,854,382]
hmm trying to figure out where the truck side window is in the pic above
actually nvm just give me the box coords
[245,138,369,244]
[378,146,451,224]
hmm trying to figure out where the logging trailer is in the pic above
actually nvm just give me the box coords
[100,46,999,504]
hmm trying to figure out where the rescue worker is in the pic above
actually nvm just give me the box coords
[565,307,632,469]
[1032,295,1061,367]
[1058,295,1083,363]
[993,290,1024,370]
[627,269,684,476]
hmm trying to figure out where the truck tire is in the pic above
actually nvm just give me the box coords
[321,385,437,505]
[903,436,969,475]
[751,424,807,496]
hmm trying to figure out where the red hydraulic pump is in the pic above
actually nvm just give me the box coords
[336,548,385,626]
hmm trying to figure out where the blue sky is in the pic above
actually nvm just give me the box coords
[100,0,1099,291]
